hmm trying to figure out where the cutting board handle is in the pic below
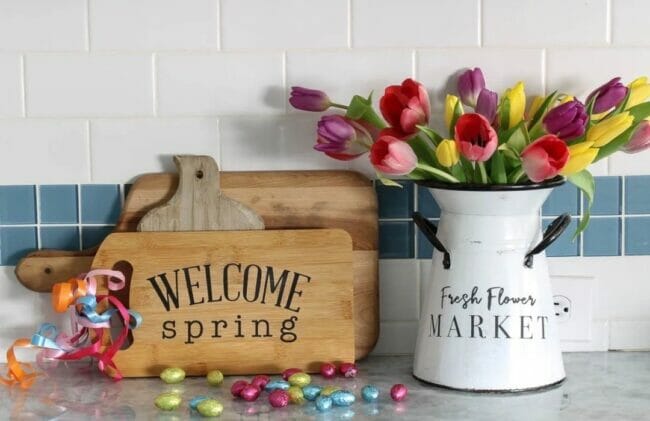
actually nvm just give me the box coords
[137,155,264,232]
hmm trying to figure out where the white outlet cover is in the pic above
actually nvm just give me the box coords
[550,275,594,342]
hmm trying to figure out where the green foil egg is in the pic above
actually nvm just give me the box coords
[160,367,186,384]
[206,370,224,386]
[288,372,311,388]
[197,399,224,417]
[154,392,182,411]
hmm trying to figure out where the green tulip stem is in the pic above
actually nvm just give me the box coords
[510,168,526,183]
[330,102,349,109]
[478,162,488,184]
[416,163,460,183]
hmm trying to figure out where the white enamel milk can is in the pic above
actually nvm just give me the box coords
[413,177,569,392]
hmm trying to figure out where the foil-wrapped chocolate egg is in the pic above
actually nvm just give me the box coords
[251,374,270,389]
[230,380,248,397]
[240,384,261,402]
[390,384,408,402]
[197,399,224,417]
[159,367,186,384]
[302,385,322,401]
[206,370,224,386]
[361,385,379,402]
[287,386,305,404]
[330,390,355,406]
[269,390,290,408]
[320,385,341,397]
[264,379,290,392]
[338,362,358,378]
[154,392,182,411]
[282,368,302,380]
[189,396,208,410]
[315,395,333,412]
[288,372,311,388]
[320,362,337,379]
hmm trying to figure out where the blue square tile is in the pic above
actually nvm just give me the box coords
[625,176,650,215]
[542,183,579,216]
[40,185,78,224]
[0,227,37,265]
[376,180,413,219]
[379,221,414,259]
[81,185,121,224]
[81,226,114,249]
[583,217,621,256]
[0,186,36,224]
[625,217,650,255]
[416,185,441,218]
[543,218,579,257]
[416,220,437,259]
[40,227,80,251]
[588,177,621,216]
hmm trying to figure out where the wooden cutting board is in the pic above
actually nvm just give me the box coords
[15,167,379,359]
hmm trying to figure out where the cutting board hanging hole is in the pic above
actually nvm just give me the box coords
[109,260,134,350]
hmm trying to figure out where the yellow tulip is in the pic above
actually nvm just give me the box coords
[559,95,574,104]
[560,142,599,176]
[445,94,462,130]
[504,82,525,127]
[435,139,460,167]
[527,95,544,120]
[626,76,650,109]
[586,112,634,147]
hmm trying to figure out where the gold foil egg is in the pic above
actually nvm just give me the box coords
[288,372,311,388]
[287,386,306,404]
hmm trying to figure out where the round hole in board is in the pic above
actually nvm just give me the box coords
[44,267,52,275]
[195,170,204,180]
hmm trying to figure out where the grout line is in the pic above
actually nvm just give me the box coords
[578,189,584,256]
[411,50,417,79]
[606,0,612,44]
[347,0,352,49]
[152,53,158,117]
[34,185,41,249]
[216,0,222,51]
[85,120,92,182]
[19,54,26,117]
[541,48,547,95]
[84,0,91,51]
[477,0,483,47]
[621,176,626,255]
[77,184,83,250]
[282,51,288,113]
[0,223,115,228]
[413,184,419,258]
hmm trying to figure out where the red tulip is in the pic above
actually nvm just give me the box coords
[370,135,417,175]
[520,135,569,182]
[453,113,498,162]
[379,78,430,139]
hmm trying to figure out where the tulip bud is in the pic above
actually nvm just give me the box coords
[586,112,634,147]
[504,82,526,128]
[475,89,498,123]
[435,139,460,167]
[289,86,331,112]
[444,94,463,131]
[527,96,545,120]
[314,115,372,161]
[586,77,628,114]
[626,77,650,109]
[379,78,430,139]
[454,113,497,162]
[457,68,485,108]
[542,100,588,140]
[622,121,650,154]
[521,135,570,182]
[560,141,599,176]
[370,135,417,176]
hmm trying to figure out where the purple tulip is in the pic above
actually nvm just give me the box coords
[475,89,498,123]
[457,68,485,107]
[586,77,628,114]
[314,115,371,161]
[623,121,650,153]
[289,86,331,112]
[543,99,588,140]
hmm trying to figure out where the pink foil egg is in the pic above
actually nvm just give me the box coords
[338,362,358,378]
[251,375,270,389]
[269,390,290,408]
[320,363,337,379]
[390,384,408,402]
[282,368,302,381]
[231,380,248,397]
[240,384,261,402]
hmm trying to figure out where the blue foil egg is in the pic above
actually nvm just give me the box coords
[264,379,290,392]
[330,390,356,407]
[302,385,322,401]
[361,385,379,402]
[315,395,333,412]
[189,395,208,410]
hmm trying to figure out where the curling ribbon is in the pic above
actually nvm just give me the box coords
[1,269,142,388]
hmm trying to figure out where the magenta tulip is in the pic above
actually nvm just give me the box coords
[454,113,498,162]
[314,115,371,161]
[457,68,485,108]
[543,100,588,140]
[289,86,331,112]
[475,89,498,123]
[586,77,628,114]
[370,135,417,175]
[520,135,569,182]
[623,121,650,154]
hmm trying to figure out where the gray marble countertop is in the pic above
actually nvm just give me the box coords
[0,352,648,420]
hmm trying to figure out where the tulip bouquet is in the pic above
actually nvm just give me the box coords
[290,69,650,234]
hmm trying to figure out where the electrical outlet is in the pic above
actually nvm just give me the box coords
[550,276,594,342]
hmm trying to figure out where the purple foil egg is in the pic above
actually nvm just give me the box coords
[338,362,358,378]
[269,390,290,408]
[240,384,261,402]
[282,368,302,381]
[251,375,270,390]
[390,384,408,402]
[320,363,337,379]
[230,380,248,397]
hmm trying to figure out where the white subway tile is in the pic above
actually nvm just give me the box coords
[0,120,89,184]
[379,260,420,322]
[0,0,86,51]
[89,0,219,51]
[90,118,219,183]
[352,0,478,48]
[157,52,283,116]
[609,153,650,176]
[287,50,412,111]
[221,0,347,49]
[612,0,650,46]
[25,54,153,117]
[609,321,650,350]
[483,0,607,46]
[219,115,348,171]
[372,321,417,355]
[0,54,22,117]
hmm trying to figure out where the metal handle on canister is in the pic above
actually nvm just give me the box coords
[524,213,571,268]
[412,212,451,269]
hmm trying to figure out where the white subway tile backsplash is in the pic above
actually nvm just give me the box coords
[25,54,153,117]
[89,0,219,51]
[221,0,347,50]
[482,0,608,47]
[0,54,22,117]
[90,118,219,183]
[352,0,479,48]
[0,0,86,51]
[609,153,650,176]
[611,0,650,46]
[0,120,89,184]
[219,115,347,171]
[157,52,283,116]
[379,260,420,321]
[286,50,412,110]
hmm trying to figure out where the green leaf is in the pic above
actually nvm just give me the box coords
[499,97,511,131]
[627,101,650,122]
[451,164,466,182]
[489,152,507,184]
[408,135,438,167]
[448,101,463,138]
[376,173,404,187]
[460,156,475,183]
[416,125,443,145]
[567,170,595,238]
[528,91,559,130]
[345,95,371,120]
[506,122,529,153]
